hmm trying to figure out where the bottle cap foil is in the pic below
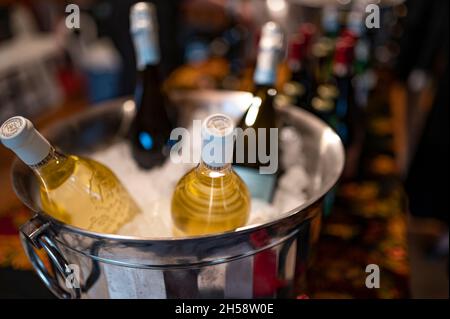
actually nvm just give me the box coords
[0,116,51,166]
[254,21,284,85]
[130,2,160,68]
[201,113,234,168]
[130,2,157,33]
[259,21,284,51]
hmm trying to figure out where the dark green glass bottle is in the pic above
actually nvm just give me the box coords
[233,22,284,202]
[129,2,173,169]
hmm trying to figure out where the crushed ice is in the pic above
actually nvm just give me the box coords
[90,125,310,238]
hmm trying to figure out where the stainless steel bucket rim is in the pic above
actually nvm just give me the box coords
[13,177,325,243]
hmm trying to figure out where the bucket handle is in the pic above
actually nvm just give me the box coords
[20,216,81,299]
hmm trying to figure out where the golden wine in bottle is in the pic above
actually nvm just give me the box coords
[0,116,140,234]
[171,114,250,236]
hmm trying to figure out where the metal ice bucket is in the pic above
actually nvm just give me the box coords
[12,91,344,299]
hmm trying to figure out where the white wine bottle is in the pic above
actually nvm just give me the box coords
[0,116,140,234]
[171,114,250,236]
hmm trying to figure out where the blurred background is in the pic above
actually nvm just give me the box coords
[0,0,448,298]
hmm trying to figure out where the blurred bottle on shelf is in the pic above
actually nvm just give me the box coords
[309,30,357,148]
[322,5,340,39]
[299,23,317,56]
[346,4,375,110]
[220,14,249,90]
[0,116,140,234]
[128,2,174,169]
[277,23,317,110]
[298,23,318,101]
[312,36,334,91]
[280,23,317,109]
[310,35,337,125]
[233,21,284,202]
[332,34,356,146]
[278,33,310,109]
[171,114,250,236]
[309,4,341,95]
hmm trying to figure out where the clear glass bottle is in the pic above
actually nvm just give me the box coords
[0,116,140,234]
[171,114,250,236]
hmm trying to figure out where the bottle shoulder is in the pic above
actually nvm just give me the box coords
[175,165,249,193]
[42,155,119,189]
[74,156,121,180]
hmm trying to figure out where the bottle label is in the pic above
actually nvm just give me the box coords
[254,48,278,86]
[133,29,160,70]
[233,166,276,202]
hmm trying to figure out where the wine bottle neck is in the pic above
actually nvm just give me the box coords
[30,147,61,169]
[130,2,160,72]
[200,138,234,170]
[32,148,73,190]
[254,22,283,86]
[322,6,339,38]
[134,56,162,110]
[139,63,160,80]
[130,3,160,70]
[198,161,232,174]
[133,29,160,70]
[254,47,279,86]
